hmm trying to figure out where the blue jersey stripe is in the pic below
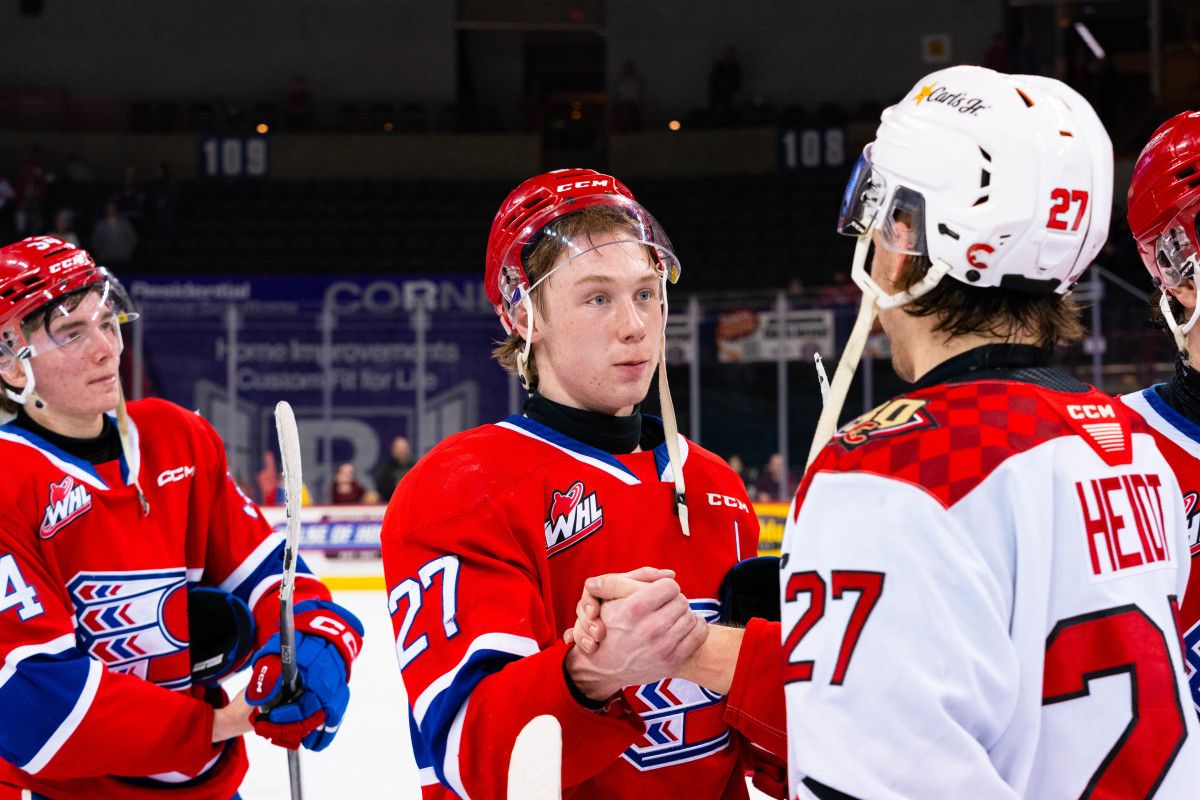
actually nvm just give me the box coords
[0,648,92,768]
[420,647,524,789]
[225,540,315,606]
[500,415,639,483]
[1142,386,1200,446]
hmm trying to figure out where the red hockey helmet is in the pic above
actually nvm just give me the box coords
[1128,110,1200,289]
[0,236,137,366]
[484,168,680,330]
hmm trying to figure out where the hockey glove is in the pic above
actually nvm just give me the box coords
[718,556,781,625]
[245,599,364,751]
[188,586,256,686]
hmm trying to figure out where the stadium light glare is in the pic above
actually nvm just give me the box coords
[668,120,682,131]
[256,123,269,134]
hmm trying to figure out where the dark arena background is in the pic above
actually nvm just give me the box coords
[1,1,1196,795]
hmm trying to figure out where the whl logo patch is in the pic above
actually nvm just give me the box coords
[544,481,604,557]
[40,476,94,539]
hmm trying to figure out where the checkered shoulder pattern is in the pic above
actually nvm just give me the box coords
[796,379,1124,513]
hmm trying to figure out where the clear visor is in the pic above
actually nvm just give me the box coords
[1,278,140,362]
[1139,205,1200,289]
[496,195,682,311]
[837,146,928,257]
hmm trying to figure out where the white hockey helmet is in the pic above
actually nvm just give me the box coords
[838,65,1113,305]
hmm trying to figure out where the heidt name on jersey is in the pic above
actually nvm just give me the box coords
[40,475,94,539]
[1075,472,1172,580]
[544,480,604,557]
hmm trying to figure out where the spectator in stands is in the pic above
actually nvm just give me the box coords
[52,209,81,246]
[15,148,48,237]
[613,60,644,132]
[727,453,754,496]
[820,271,859,305]
[331,462,376,505]
[374,435,414,502]
[286,75,314,131]
[62,152,95,185]
[115,165,146,230]
[146,161,178,240]
[754,452,798,502]
[709,46,743,119]
[0,174,15,244]
[256,450,281,506]
[90,199,138,268]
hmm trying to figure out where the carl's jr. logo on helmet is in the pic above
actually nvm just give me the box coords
[544,480,604,556]
[914,83,989,116]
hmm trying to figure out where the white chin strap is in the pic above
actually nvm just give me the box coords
[1160,289,1200,358]
[4,356,38,406]
[805,235,949,468]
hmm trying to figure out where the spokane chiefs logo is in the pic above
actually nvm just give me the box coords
[68,569,191,689]
[40,476,94,539]
[544,481,604,556]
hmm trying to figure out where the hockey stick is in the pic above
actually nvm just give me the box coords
[507,714,562,800]
[274,401,304,800]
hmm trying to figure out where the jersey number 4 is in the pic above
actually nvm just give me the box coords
[0,554,43,621]
[783,570,884,685]
[1043,602,1188,797]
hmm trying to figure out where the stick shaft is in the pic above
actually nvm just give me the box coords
[274,401,304,800]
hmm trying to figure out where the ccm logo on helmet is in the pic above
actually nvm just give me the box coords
[556,179,610,192]
[1067,404,1116,420]
[157,466,196,486]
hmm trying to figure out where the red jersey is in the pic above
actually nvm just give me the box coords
[381,414,784,800]
[0,398,330,800]
[1121,386,1200,714]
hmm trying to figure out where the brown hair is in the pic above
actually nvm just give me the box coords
[491,205,648,387]
[898,255,1085,348]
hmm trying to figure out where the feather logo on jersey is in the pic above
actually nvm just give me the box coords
[544,481,604,556]
[1183,490,1200,555]
[837,397,936,450]
[39,476,94,539]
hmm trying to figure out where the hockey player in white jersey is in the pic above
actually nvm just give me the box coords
[782,66,1200,799]
[1119,110,1200,716]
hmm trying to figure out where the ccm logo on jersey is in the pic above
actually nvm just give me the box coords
[1067,404,1116,420]
[157,465,196,486]
[1076,473,1172,578]
[556,178,609,193]
[838,397,936,449]
[544,481,604,557]
[707,493,749,512]
[40,476,94,539]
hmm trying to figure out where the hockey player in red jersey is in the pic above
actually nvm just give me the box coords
[0,236,363,800]
[381,170,785,799]
[782,67,1200,798]
[1120,109,1200,715]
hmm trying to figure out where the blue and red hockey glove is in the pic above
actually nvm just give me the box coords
[244,599,364,751]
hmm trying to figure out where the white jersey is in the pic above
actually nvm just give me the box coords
[782,374,1200,799]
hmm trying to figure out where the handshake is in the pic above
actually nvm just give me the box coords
[561,567,724,701]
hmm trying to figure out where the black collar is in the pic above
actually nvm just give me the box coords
[524,393,659,454]
[912,343,1058,390]
[1155,354,1200,423]
[11,407,123,464]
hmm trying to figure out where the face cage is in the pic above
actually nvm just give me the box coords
[837,146,928,257]
[0,280,139,362]
[1140,205,1200,290]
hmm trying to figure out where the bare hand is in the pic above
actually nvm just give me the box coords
[563,567,674,653]
[564,575,707,701]
[211,694,255,743]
